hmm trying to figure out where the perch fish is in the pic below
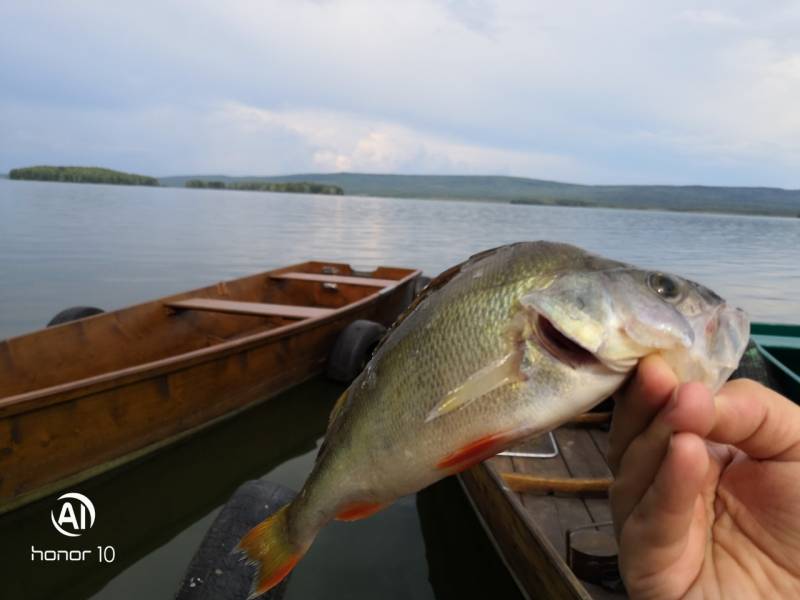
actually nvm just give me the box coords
[238,241,749,596]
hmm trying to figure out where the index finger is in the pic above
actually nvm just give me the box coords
[710,378,800,461]
[608,354,678,474]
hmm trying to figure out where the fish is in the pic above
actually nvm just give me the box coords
[237,241,749,596]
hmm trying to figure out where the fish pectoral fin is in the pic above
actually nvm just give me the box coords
[425,352,521,422]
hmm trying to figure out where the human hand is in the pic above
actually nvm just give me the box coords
[608,355,800,599]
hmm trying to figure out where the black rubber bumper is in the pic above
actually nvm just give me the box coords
[175,480,295,600]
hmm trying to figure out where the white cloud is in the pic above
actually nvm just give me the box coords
[216,102,576,176]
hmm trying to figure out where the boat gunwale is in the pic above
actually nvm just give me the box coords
[0,266,420,419]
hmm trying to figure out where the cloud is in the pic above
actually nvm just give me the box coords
[2,1,800,186]
[678,9,743,28]
[217,102,575,176]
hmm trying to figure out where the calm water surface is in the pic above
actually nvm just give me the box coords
[1,179,798,340]
[0,179,798,600]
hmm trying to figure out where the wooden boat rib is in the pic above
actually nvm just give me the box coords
[460,322,800,600]
[0,261,420,514]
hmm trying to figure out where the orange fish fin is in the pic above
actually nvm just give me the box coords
[436,432,512,472]
[335,501,389,522]
[237,505,304,598]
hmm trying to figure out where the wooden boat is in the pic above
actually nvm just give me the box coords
[460,322,800,599]
[0,261,420,514]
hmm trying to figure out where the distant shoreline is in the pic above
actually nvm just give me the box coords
[159,172,800,218]
[4,169,799,218]
[330,190,799,220]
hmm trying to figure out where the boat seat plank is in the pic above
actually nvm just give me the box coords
[166,298,335,320]
[271,272,396,288]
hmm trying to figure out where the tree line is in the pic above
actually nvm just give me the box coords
[9,166,159,186]
[185,180,344,195]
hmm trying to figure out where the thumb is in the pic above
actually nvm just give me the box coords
[710,379,800,461]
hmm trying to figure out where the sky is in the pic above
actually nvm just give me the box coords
[2,1,800,186]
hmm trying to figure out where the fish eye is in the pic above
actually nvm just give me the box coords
[647,272,682,302]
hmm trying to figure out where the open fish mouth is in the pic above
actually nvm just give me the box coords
[534,314,600,369]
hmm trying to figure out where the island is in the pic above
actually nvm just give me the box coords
[9,166,159,186]
[185,180,344,195]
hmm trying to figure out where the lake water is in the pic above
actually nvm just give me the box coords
[1,179,798,341]
[1,179,799,600]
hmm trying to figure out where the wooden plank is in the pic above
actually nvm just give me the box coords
[166,299,334,320]
[589,428,611,459]
[556,427,615,525]
[556,428,613,480]
[271,272,397,288]
[510,434,595,558]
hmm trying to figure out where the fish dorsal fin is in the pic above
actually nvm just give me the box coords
[317,388,351,461]
[328,388,349,426]
[425,350,521,422]
[373,245,507,357]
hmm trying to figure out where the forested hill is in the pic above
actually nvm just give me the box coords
[159,173,800,217]
[10,166,158,186]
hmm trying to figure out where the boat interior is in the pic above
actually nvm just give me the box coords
[0,261,415,400]
[486,413,622,598]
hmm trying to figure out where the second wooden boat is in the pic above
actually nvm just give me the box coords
[0,261,420,514]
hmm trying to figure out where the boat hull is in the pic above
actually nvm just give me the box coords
[0,265,418,514]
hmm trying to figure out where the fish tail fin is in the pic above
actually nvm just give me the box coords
[236,504,306,598]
